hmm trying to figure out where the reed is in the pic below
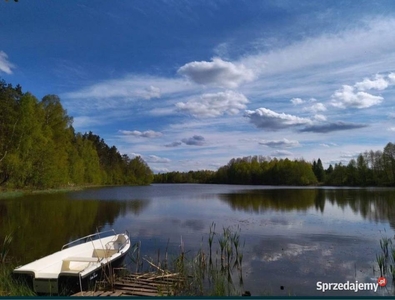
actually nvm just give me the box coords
[0,233,36,296]
[376,236,395,287]
[130,223,244,296]
[0,234,12,264]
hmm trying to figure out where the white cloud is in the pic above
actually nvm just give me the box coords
[142,86,161,99]
[72,116,104,128]
[119,130,162,138]
[331,85,383,109]
[130,152,142,158]
[177,57,254,88]
[388,127,395,132]
[320,142,337,147]
[145,155,171,163]
[244,108,312,130]
[304,103,327,113]
[388,73,395,84]
[259,138,300,148]
[240,19,395,77]
[151,167,170,173]
[354,74,388,91]
[0,51,14,74]
[314,114,327,121]
[64,75,192,100]
[176,90,249,118]
[290,98,305,105]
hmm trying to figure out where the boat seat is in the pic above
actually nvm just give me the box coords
[62,257,98,262]
[61,257,99,272]
[106,235,128,251]
[35,272,59,279]
[92,249,117,259]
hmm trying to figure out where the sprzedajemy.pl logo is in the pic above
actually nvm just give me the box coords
[316,277,387,293]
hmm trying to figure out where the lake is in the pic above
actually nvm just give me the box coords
[1,184,395,296]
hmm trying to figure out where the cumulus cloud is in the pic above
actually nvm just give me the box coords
[181,135,205,146]
[244,108,312,130]
[176,90,249,118]
[145,155,171,163]
[259,138,300,148]
[354,74,388,91]
[388,127,395,132]
[290,98,305,105]
[119,130,162,138]
[299,122,367,133]
[388,73,395,84]
[331,85,383,109]
[177,57,254,88]
[0,51,14,74]
[305,103,326,113]
[314,114,327,121]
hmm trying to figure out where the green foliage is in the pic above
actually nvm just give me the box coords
[324,143,395,187]
[312,158,325,182]
[0,79,153,189]
[154,170,215,183]
[155,156,317,186]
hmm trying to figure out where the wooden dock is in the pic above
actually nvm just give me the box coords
[72,272,182,297]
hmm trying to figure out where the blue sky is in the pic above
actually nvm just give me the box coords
[1,0,395,173]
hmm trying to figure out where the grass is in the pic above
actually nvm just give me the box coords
[124,223,245,296]
[0,184,111,199]
[0,234,36,296]
[376,236,395,295]
[1,225,245,296]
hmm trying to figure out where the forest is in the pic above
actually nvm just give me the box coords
[2,78,395,189]
[0,79,153,189]
[154,146,395,187]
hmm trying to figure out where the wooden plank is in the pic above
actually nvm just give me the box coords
[116,285,159,293]
[122,290,160,297]
[114,281,168,289]
[100,291,114,297]
[72,291,96,296]
[110,291,123,297]
[93,290,105,296]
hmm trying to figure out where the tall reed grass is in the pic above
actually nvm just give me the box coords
[0,234,36,296]
[126,223,245,296]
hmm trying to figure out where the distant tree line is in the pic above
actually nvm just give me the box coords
[0,79,153,189]
[155,144,395,187]
[318,143,395,186]
[154,156,318,186]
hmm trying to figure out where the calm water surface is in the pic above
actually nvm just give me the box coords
[1,184,395,296]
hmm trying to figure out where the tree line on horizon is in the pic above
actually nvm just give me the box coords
[154,144,395,187]
[0,79,153,189]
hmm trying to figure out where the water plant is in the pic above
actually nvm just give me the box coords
[0,234,13,264]
[376,236,395,294]
[126,223,244,296]
[0,233,36,296]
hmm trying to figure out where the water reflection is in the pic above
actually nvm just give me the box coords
[219,188,395,230]
[2,185,395,296]
[0,193,150,264]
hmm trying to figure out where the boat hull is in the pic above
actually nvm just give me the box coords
[13,231,130,295]
[58,251,127,295]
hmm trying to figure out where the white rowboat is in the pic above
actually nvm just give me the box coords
[13,230,131,295]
